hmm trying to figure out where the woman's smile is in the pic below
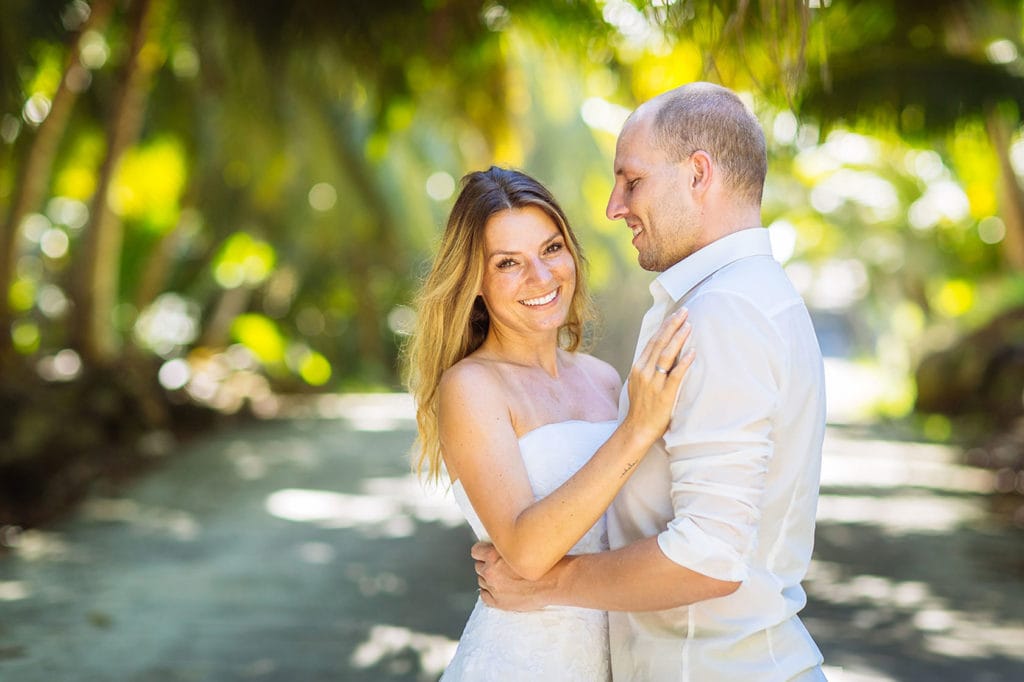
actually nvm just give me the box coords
[520,287,560,307]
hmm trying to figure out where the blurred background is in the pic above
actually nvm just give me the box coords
[1,1,1024,680]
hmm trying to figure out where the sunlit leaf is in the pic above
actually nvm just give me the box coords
[298,350,332,386]
[932,279,975,318]
[11,320,40,354]
[54,132,105,200]
[632,42,702,102]
[111,137,187,230]
[231,313,285,365]
[921,413,952,442]
[8,279,35,312]
[964,180,998,218]
[252,153,294,210]
[26,47,63,100]
[212,232,276,288]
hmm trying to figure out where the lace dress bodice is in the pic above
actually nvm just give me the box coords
[442,419,617,681]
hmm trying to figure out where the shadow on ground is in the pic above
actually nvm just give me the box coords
[0,395,1022,681]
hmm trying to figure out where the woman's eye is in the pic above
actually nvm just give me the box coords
[545,242,564,254]
[497,258,516,269]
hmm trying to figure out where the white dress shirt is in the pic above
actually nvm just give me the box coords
[609,228,827,681]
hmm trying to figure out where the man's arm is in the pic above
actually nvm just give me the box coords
[474,537,739,612]
[476,290,782,612]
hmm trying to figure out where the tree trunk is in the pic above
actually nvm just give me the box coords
[325,102,406,374]
[133,185,199,314]
[984,108,1024,270]
[0,0,114,365]
[198,285,252,349]
[72,0,159,366]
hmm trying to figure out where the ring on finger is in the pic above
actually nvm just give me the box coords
[654,364,670,375]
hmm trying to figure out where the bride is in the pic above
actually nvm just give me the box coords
[406,166,693,680]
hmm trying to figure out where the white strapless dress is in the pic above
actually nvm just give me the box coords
[441,419,617,681]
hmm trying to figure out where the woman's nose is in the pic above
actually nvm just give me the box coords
[526,257,553,282]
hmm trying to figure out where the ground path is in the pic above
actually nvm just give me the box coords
[1,393,1022,681]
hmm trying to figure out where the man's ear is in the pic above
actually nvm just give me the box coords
[690,150,713,192]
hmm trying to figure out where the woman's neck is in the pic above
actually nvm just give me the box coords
[478,329,562,377]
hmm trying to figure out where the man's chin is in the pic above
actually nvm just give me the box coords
[636,252,667,272]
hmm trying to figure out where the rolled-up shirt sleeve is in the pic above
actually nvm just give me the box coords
[656,290,788,582]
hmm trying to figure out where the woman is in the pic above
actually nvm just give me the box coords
[405,167,693,680]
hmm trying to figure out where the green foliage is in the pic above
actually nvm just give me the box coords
[0,0,1022,426]
[231,313,285,366]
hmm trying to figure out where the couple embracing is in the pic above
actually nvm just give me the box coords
[406,82,828,681]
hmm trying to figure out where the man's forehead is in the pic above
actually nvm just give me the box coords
[613,121,645,165]
[614,121,665,174]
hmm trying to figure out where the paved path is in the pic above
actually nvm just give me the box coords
[0,393,1022,681]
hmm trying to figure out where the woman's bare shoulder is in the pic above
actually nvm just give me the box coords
[439,355,505,399]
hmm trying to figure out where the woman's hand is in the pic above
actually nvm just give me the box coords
[472,541,553,611]
[623,307,695,443]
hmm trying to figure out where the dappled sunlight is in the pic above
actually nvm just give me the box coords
[223,437,319,480]
[0,581,32,601]
[272,392,417,431]
[266,489,404,533]
[581,96,631,135]
[816,494,984,534]
[264,471,465,537]
[80,498,200,541]
[819,393,1002,532]
[821,665,898,682]
[345,563,408,597]
[349,624,457,677]
[296,541,335,565]
[1,529,77,563]
[822,359,890,424]
[361,475,466,527]
[807,560,1024,662]
[822,433,993,494]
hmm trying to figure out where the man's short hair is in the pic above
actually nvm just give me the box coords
[652,83,767,205]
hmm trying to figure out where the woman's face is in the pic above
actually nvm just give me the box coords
[478,205,576,341]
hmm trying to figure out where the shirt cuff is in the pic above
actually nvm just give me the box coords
[656,517,751,583]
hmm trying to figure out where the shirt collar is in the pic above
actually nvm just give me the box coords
[652,227,772,302]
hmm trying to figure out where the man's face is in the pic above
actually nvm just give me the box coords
[605,115,702,272]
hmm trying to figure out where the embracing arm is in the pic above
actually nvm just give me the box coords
[475,536,738,611]
[443,308,693,581]
[476,291,784,610]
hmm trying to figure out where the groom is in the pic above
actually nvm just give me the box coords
[473,82,828,681]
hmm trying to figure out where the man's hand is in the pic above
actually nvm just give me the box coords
[472,542,556,611]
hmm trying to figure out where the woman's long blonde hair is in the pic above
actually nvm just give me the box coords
[404,167,594,483]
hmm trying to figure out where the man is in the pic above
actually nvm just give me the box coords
[472,82,828,681]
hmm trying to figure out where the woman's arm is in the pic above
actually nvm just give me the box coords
[440,308,693,581]
[473,536,740,612]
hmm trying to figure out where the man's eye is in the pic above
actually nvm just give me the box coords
[627,178,640,190]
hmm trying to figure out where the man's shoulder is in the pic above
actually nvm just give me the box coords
[692,255,803,312]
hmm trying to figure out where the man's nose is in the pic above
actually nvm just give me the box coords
[606,184,626,221]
